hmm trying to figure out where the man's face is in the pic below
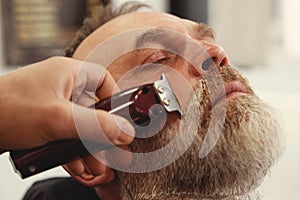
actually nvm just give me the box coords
[73,12,282,200]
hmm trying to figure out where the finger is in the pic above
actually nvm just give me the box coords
[63,161,115,187]
[95,69,120,99]
[72,103,135,145]
[78,170,115,187]
[52,101,135,145]
[63,156,114,181]
[63,159,94,180]
[63,160,84,175]
[82,152,113,177]
[73,62,119,100]
[48,58,133,144]
[75,91,98,106]
[44,57,118,100]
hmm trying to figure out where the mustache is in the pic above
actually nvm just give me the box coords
[127,66,254,146]
[193,66,254,105]
[200,65,253,89]
[123,66,254,156]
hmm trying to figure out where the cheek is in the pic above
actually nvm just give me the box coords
[107,55,144,84]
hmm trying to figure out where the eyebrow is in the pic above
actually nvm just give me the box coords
[135,23,215,49]
[136,28,175,48]
[135,28,187,54]
[194,23,216,41]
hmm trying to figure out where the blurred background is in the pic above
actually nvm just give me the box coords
[1,0,300,199]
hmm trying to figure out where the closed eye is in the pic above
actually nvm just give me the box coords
[126,50,174,77]
[143,51,171,64]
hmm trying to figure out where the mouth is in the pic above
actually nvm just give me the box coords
[211,81,247,108]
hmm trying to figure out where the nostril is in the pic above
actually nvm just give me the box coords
[220,57,228,67]
[190,56,227,78]
[202,57,215,71]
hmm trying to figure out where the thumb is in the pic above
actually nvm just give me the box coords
[51,101,135,146]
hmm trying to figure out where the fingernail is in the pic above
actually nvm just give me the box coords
[81,172,95,180]
[115,116,135,144]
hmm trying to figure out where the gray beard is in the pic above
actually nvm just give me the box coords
[116,69,283,200]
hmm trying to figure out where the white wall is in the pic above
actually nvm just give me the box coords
[208,0,271,67]
[114,0,169,12]
[282,0,300,58]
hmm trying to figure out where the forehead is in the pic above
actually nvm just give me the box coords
[97,12,196,39]
[73,12,214,60]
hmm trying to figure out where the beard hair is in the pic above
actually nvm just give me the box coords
[116,67,283,200]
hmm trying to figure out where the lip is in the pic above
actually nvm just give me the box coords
[211,81,247,108]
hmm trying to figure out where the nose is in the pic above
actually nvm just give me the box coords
[189,42,229,78]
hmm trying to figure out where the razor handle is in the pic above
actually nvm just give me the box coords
[10,84,165,178]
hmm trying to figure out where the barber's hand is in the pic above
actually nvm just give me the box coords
[0,56,134,185]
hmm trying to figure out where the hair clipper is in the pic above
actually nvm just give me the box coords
[9,73,182,178]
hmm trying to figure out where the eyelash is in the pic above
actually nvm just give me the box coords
[154,57,170,64]
[144,51,171,64]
